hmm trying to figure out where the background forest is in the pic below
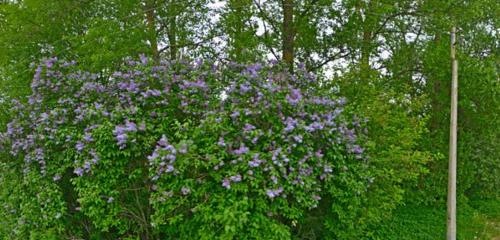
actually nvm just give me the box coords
[0,0,498,239]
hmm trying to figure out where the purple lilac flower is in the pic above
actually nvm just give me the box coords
[266,187,284,199]
[222,178,231,189]
[292,135,303,143]
[113,121,138,148]
[248,153,263,167]
[342,128,356,142]
[230,174,242,182]
[270,175,278,184]
[352,145,363,154]
[113,127,128,149]
[217,137,226,147]
[39,112,49,121]
[181,79,207,90]
[139,53,148,65]
[125,121,137,132]
[90,150,100,163]
[239,83,252,94]
[283,117,298,132]
[305,122,324,132]
[315,150,324,158]
[271,148,281,161]
[286,88,302,105]
[53,175,61,181]
[230,111,240,118]
[119,80,139,93]
[45,57,57,68]
[245,63,262,78]
[142,89,162,98]
[74,167,84,176]
[83,133,93,142]
[94,102,103,110]
[337,97,346,106]
[181,187,191,195]
[234,144,249,155]
[83,161,91,171]
[75,141,85,152]
[6,122,15,136]
[243,123,255,132]
[165,165,175,173]
[158,135,168,146]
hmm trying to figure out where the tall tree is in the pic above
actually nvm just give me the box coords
[221,0,261,63]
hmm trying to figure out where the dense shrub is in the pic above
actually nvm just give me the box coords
[0,57,371,239]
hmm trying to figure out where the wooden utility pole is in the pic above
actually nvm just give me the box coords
[447,26,458,240]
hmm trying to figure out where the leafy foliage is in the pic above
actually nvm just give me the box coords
[0,0,498,239]
[0,57,372,239]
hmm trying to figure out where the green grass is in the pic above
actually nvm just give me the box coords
[374,199,500,240]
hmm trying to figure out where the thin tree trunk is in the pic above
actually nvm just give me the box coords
[167,3,177,61]
[145,0,159,64]
[360,29,371,80]
[430,33,442,133]
[359,0,374,81]
[282,0,294,72]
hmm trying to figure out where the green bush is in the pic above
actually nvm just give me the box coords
[1,58,372,239]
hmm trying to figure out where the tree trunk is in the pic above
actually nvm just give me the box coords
[430,33,442,133]
[145,0,159,64]
[360,28,371,80]
[282,0,294,72]
[167,3,177,61]
[359,0,374,81]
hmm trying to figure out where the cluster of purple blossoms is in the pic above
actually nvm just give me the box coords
[233,144,249,155]
[283,117,299,132]
[113,120,138,149]
[141,89,162,98]
[117,80,140,93]
[304,121,325,132]
[222,174,242,189]
[243,63,262,78]
[266,187,284,199]
[73,149,100,177]
[148,135,180,181]
[217,137,226,147]
[285,88,302,105]
[239,83,252,94]
[243,123,256,132]
[180,79,208,90]
[248,153,264,168]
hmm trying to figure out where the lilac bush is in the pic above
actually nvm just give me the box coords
[0,57,369,238]
[145,62,369,238]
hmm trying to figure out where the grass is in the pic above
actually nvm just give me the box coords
[374,199,500,240]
